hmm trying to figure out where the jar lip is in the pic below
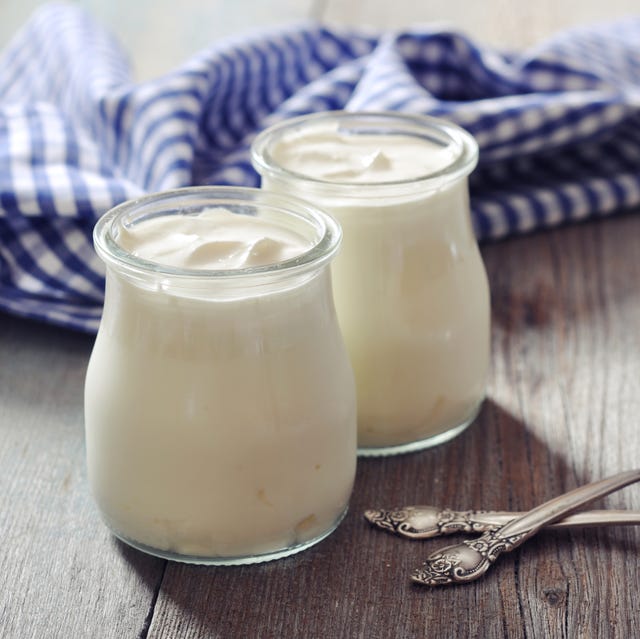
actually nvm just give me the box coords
[251,111,479,194]
[93,186,342,280]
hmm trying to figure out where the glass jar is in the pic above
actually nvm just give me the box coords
[84,186,357,564]
[252,112,490,456]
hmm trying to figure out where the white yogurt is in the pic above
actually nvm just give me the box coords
[269,124,459,183]
[117,207,312,269]
[85,191,357,562]
[252,113,490,455]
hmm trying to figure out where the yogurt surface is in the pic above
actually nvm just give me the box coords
[269,123,459,184]
[118,208,312,270]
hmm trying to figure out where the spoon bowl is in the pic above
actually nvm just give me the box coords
[411,529,526,585]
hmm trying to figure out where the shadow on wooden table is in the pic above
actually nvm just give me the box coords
[420,397,588,512]
[109,396,606,637]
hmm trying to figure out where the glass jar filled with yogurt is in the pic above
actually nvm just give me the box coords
[252,112,490,456]
[84,187,357,564]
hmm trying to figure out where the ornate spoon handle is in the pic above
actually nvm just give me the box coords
[364,506,640,539]
[411,468,640,586]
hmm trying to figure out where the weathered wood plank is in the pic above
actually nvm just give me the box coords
[322,0,637,48]
[0,0,321,81]
[0,319,166,639]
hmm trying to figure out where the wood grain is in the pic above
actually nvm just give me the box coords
[3,0,639,80]
[2,212,639,638]
[322,0,638,49]
[0,320,166,639]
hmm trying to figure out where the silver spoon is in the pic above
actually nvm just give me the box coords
[364,506,640,539]
[410,468,640,586]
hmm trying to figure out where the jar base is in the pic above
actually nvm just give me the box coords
[357,402,482,457]
[109,506,349,565]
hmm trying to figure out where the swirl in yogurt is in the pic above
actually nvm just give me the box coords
[269,124,459,183]
[117,207,312,270]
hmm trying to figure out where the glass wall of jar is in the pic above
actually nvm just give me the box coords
[252,112,490,456]
[85,187,357,564]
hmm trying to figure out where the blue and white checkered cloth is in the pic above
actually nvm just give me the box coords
[2,3,640,331]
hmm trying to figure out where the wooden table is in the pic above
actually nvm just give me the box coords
[2,209,639,638]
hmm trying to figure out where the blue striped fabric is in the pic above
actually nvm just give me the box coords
[1,4,640,331]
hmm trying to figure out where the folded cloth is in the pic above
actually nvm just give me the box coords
[1,4,640,332]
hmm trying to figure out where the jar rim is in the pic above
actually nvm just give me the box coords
[93,186,342,280]
[251,111,479,195]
